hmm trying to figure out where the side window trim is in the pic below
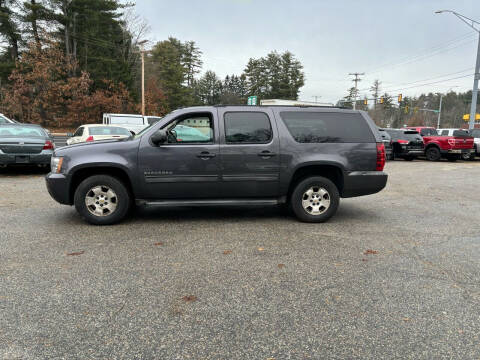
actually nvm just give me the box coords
[223,111,273,145]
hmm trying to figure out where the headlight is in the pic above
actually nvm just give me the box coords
[50,156,64,173]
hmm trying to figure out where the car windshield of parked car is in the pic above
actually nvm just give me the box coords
[0,125,45,137]
[470,129,480,137]
[89,126,131,136]
[0,115,13,124]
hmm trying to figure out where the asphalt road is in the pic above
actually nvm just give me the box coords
[1,160,480,359]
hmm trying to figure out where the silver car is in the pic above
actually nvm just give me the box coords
[0,124,54,168]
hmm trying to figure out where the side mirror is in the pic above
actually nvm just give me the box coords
[151,130,168,145]
[66,132,73,137]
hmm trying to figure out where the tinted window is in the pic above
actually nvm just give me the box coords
[453,130,470,137]
[165,115,213,144]
[420,128,438,136]
[224,112,272,144]
[440,130,449,135]
[73,127,84,137]
[280,111,374,143]
[89,126,131,136]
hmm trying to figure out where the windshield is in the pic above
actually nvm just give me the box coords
[0,125,46,137]
[89,126,131,136]
[0,114,14,124]
[470,129,480,137]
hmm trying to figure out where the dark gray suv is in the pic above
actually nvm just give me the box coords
[46,106,388,225]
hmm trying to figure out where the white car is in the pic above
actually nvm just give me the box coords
[66,124,132,146]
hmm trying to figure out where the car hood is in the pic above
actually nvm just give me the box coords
[55,137,135,156]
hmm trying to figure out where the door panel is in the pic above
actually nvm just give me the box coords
[137,112,220,199]
[218,109,280,198]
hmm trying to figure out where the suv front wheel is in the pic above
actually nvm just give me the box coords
[290,176,340,223]
[74,175,131,225]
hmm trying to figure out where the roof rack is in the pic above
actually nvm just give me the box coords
[213,104,347,109]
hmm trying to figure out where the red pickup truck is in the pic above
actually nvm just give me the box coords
[406,127,474,161]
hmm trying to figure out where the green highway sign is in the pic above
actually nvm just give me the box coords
[247,96,257,106]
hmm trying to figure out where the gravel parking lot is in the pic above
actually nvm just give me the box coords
[1,160,480,359]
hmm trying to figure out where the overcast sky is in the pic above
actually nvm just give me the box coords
[135,0,480,104]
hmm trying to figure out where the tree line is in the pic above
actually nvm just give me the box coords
[340,80,479,129]
[0,0,305,128]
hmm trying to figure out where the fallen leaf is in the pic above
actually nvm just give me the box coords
[361,259,368,262]
[223,250,232,255]
[257,247,265,251]
[277,264,285,268]
[364,249,379,255]
[182,295,197,303]
[67,251,84,256]
[402,317,410,322]
[154,242,163,246]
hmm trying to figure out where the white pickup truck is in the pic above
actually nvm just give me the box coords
[102,113,162,134]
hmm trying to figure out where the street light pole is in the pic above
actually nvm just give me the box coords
[436,10,480,129]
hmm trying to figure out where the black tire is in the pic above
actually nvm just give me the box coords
[403,155,415,161]
[74,175,131,225]
[290,176,340,223]
[425,146,441,161]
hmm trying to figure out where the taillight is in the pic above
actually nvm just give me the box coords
[43,140,54,150]
[397,139,408,144]
[447,138,455,147]
[86,136,94,142]
[376,143,385,171]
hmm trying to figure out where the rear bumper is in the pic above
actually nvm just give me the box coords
[0,153,51,165]
[342,171,388,198]
[45,172,72,205]
[440,148,474,155]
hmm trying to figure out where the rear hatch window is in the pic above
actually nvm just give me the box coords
[280,112,374,143]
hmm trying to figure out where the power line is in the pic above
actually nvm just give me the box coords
[359,67,474,92]
[365,31,477,75]
[378,73,474,93]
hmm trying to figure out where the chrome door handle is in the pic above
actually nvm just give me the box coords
[196,152,216,159]
[257,151,276,158]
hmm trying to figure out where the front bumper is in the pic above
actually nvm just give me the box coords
[0,153,51,165]
[342,171,388,198]
[45,172,72,205]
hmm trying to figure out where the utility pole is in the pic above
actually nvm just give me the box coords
[349,72,365,110]
[138,40,148,116]
[437,95,443,129]
[436,10,480,129]
[312,95,321,103]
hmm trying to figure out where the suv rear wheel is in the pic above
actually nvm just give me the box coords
[74,175,131,225]
[290,176,339,223]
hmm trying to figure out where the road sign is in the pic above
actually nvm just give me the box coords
[463,113,480,121]
[247,96,257,106]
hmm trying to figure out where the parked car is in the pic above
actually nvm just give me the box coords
[466,128,480,158]
[102,113,162,134]
[384,129,424,161]
[66,125,132,145]
[46,106,388,225]
[406,126,474,161]
[0,124,54,168]
[0,114,19,124]
[438,128,476,160]
[377,128,393,160]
